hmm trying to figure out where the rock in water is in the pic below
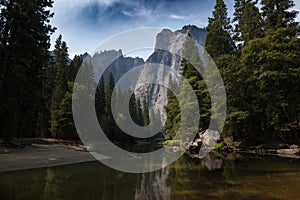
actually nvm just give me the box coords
[199,130,220,158]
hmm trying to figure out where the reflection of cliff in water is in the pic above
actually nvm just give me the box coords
[135,167,171,200]
[201,153,223,171]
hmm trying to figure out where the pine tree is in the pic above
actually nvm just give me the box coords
[95,76,106,124]
[58,82,78,140]
[104,72,116,137]
[163,75,180,140]
[0,0,55,142]
[67,55,82,82]
[50,36,69,138]
[181,35,210,132]
[205,0,235,58]
[261,0,299,37]
[129,92,138,123]
[233,0,263,45]
[241,29,300,141]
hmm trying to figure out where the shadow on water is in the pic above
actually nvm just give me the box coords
[0,153,300,200]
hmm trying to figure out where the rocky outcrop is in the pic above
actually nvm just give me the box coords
[90,49,144,84]
[84,25,207,119]
[134,25,207,117]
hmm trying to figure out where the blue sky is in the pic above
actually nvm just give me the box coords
[50,0,300,58]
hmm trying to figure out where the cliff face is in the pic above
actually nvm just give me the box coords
[90,50,144,85]
[85,25,207,119]
[133,25,207,117]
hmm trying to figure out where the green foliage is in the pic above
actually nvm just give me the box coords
[261,0,299,37]
[0,0,55,141]
[233,0,263,45]
[1,0,299,147]
[50,36,69,138]
[95,76,106,124]
[103,72,116,138]
[214,141,226,151]
[163,76,181,140]
[203,0,300,145]
[163,35,211,140]
[58,82,78,140]
[240,28,300,139]
[205,0,236,58]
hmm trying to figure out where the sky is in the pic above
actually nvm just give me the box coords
[50,0,300,59]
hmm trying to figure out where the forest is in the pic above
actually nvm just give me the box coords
[0,0,299,146]
[164,0,300,145]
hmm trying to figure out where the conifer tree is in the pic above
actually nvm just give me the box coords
[104,72,116,136]
[0,0,55,142]
[67,55,82,82]
[95,76,106,125]
[233,0,263,44]
[50,36,69,138]
[163,75,180,140]
[129,92,138,123]
[261,0,299,37]
[205,0,235,58]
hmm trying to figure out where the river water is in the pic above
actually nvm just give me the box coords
[0,153,300,200]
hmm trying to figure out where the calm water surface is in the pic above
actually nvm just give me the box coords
[1,153,300,200]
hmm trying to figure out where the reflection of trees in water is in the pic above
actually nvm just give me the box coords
[135,167,171,200]
[43,168,61,200]
[2,156,300,199]
[165,154,235,199]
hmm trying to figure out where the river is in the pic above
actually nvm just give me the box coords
[0,153,300,200]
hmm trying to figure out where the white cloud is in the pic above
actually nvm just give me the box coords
[122,8,153,17]
[54,0,118,7]
[295,2,300,22]
[169,14,190,20]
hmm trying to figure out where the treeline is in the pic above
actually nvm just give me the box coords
[71,53,159,144]
[0,0,56,143]
[164,0,300,145]
[0,0,155,143]
[95,71,160,144]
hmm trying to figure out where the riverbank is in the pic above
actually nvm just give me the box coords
[0,138,100,172]
[1,138,300,173]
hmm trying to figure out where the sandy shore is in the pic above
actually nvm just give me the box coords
[0,139,102,172]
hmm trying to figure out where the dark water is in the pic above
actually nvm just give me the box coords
[1,153,300,200]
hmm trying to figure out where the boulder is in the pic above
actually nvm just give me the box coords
[277,149,299,155]
[290,144,299,149]
[200,130,220,147]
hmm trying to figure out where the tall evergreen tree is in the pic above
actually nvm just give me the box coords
[50,36,69,138]
[95,76,106,125]
[163,75,180,140]
[67,55,82,82]
[129,92,138,124]
[205,0,235,58]
[0,0,55,142]
[240,29,300,141]
[58,82,78,140]
[104,72,116,137]
[261,0,299,37]
[233,0,263,45]
[164,35,211,140]
[181,35,210,132]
